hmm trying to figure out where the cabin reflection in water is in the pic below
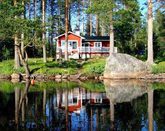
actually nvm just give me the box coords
[0,80,164,130]
[57,88,109,113]
[13,85,110,130]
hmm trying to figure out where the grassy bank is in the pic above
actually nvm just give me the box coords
[0,58,164,76]
[0,58,106,76]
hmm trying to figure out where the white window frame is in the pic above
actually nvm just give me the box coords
[61,40,78,49]
[94,42,102,47]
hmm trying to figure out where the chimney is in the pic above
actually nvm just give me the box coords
[74,28,80,36]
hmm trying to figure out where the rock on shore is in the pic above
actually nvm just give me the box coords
[104,53,149,79]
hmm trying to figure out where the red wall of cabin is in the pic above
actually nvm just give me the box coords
[58,33,81,47]
[88,41,110,47]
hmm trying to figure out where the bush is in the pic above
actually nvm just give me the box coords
[152,61,165,74]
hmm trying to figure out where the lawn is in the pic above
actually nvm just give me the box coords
[0,58,164,76]
[0,57,106,76]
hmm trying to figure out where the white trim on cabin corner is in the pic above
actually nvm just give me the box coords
[55,31,85,39]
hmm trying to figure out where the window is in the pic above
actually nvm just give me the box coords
[61,40,78,49]
[82,42,90,47]
[72,41,77,49]
[94,42,102,47]
[61,40,65,47]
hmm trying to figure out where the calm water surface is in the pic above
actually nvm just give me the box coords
[0,80,164,131]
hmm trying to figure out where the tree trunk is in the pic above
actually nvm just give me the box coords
[14,0,21,69]
[15,87,20,126]
[17,47,30,78]
[96,14,99,36]
[147,0,154,64]
[34,0,37,18]
[89,0,92,36]
[65,0,69,61]
[65,89,69,131]
[42,0,47,63]
[109,12,114,55]
[82,0,85,35]
[21,0,25,58]
[110,100,115,130]
[148,90,153,131]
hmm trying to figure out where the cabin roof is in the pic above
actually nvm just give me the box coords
[83,36,110,42]
[55,31,85,39]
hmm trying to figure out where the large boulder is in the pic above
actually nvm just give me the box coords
[104,53,149,79]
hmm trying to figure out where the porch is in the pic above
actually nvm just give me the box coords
[56,47,110,53]
[56,47,110,59]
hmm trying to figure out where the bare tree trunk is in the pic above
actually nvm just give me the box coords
[82,0,85,35]
[43,89,46,115]
[148,90,153,131]
[17,47,30,78]
[42,0,47,63]
[65,0,69,61]
[110,100,115,130]
[147,0,154,64]
[96,14,99,36]
[65,89,69,131]
[15,87,20,126]
[21,0,25,58]
[28,1,31,19]
[101,25,105,36]
[89,0,92,36]
[109,12,114,55]
[14,0,20,69]
[34,0,37,18]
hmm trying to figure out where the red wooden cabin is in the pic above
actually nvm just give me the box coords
[55,31,110,59]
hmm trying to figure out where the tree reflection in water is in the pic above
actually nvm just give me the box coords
[0,80,164,130]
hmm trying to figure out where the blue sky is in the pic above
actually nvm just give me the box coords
[138,0,147,17]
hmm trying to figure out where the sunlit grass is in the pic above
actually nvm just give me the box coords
[152,61,165,74]
[0,57,106,76]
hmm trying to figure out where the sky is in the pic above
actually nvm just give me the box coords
[138,0,147,17]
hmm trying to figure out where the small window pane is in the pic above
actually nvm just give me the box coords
[72,42,77,49]
[95,42,102,47]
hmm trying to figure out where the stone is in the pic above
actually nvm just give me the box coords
[99,76,104,80]
[104,53,149,79]
[79,76,87,81]
[48,75,56,80]
[69,74,81,80]
[34,74,45,80]
[0,74,11,79]
[55,75,62,79]
[62,75,69,79]
[11,73,21,79]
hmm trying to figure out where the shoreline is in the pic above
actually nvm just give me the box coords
[0,73,165,82]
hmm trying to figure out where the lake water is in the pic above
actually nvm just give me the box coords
[0,80,164,130]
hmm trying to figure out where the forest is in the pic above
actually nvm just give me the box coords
[0,0,164,77]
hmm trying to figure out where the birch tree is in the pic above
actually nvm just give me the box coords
[147,0,154,64]
[42,0,47,63]
[65,0,69,61]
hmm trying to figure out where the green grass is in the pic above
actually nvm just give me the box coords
[0,60,14,75]
[152,61,165,74]
[80,58,106,76]
[0,57,106,76]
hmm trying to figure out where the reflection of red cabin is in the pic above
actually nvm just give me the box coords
[55,32,110,59]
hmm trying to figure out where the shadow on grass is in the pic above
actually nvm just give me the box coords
[30,67,41,74]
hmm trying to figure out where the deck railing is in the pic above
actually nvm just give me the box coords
[79,47,109,53]
[57,47,110,53]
